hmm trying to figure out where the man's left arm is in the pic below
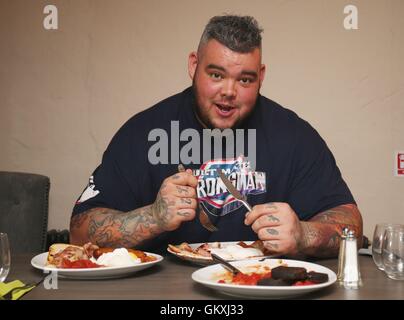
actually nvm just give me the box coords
[298,204,363,258]
[245,203,363,258]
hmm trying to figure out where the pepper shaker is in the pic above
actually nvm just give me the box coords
[337,227,349,283]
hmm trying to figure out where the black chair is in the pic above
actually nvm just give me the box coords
[0,171,50,253]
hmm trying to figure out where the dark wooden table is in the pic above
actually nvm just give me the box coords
[6,254,404,300]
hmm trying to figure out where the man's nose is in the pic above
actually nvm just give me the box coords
[220,79,237,99]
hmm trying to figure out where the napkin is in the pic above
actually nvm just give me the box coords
[0,280,36,300]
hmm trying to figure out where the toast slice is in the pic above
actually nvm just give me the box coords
[46,243,83,266]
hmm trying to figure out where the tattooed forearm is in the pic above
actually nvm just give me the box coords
[70,204,166,248]
[151,192,173,230]
[297,204,363,258]
[70,211,87,229]
[297,223,341,257]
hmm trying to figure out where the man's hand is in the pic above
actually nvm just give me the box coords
[244,202,363,258]
[244,202,303,255]
[151,169,199,231]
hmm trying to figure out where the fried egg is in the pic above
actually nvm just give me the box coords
[95,248,141,267]
[210,245,263,260]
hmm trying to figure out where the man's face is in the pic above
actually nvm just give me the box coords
[188,39,266,129]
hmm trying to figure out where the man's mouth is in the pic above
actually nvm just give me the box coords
[215,103,236,117]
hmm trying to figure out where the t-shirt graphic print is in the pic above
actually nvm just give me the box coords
[195,155,266,217]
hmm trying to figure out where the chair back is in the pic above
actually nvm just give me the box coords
[0,171,50,253]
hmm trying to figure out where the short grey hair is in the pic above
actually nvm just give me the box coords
[198,15,263,54]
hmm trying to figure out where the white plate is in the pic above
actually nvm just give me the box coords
[31,252,163,279]
[192,258,337,299]
[167,241,266,266]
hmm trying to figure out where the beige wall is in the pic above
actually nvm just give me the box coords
[0,0,403,238]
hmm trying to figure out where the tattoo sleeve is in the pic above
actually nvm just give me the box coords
[297,204,363,258]
[69,203,166,248]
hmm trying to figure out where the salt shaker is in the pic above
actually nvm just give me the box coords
[338,229,362,289]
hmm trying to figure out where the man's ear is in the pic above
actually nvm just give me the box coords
[188,51,198,80]
[259,64,266,87]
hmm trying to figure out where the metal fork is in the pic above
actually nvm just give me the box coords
[198,203,218,232]
[217,169,252,212]
[178,164,218,232]
[211,253,243,275]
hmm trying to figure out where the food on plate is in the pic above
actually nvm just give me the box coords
[46,242,156,268]
[306,271,329,284]
[256,278,293,286]
[211,244,263,260]
[94,248,142,267]
[93,247,157,262]
[168,242,210,257]
[217,263,329,286]
[47,243,99,268]
[271,266,307,281]
[168,241,267,260]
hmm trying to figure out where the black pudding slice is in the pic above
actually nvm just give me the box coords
[307,271,329,284]
[257,278,295,286]
[271,266,308,281]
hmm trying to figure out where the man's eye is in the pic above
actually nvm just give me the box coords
[240,78,252,84]
[210,73,222,80]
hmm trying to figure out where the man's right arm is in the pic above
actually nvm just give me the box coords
[70,170,198,248]
[70,205,164,248]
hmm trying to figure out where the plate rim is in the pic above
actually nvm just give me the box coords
[31,251,163,274]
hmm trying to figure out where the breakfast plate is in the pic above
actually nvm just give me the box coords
[31,252,163,279]
[167,241,268,266]
[192,258,337,299]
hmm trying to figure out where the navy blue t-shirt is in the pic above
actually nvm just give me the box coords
[72,87,355,252]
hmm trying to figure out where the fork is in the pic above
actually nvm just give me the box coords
[217,169,253,213]
[198,203,218,232]
[211,253,243,275]
[178,164,218,232]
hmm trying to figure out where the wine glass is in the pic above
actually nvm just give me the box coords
[0,232,11,282]
[382,226,404,280]
[372,223,402,270]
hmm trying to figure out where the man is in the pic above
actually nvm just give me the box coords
[70,15,362,257]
